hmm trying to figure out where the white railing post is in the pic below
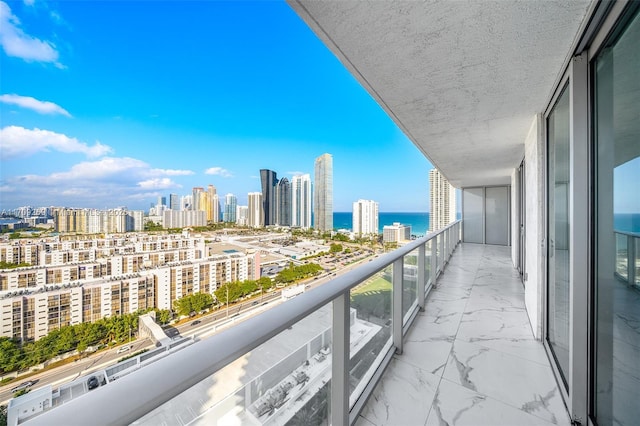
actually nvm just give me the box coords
[439,233,444,273]
[331,291,350,425]
[393,258,403,354]
[430,238,437,288]
[628,234,636,286]
[418,244,426,311]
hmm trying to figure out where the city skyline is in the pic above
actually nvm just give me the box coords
[0,1,434,213]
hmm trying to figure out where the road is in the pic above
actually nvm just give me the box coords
[0,251,375,405]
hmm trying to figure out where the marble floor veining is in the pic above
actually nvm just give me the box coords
[356,243,570,426]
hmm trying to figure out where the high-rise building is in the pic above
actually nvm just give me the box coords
[353,199,379,235]
[211,194,220,223]
[236,206,248,226]
[247,192,264,228]
[181,195,192,211]
[276,177,291,226]
[157,196,167,208]
[291,174,312,229]
[223,194,237,223]
[260,169,278,226]
[192,187,204,211]
[169,194,179,211]
[314,153,333,232]
[428,169,457,232]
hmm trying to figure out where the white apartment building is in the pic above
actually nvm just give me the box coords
[352,199,379,236]
[428,169,457,232]
[291,174,312,229]
[162,210,206,228]
[382,222,411,244]
[247,192,264,228]
[0,234,257,342]
[236,206,249,226]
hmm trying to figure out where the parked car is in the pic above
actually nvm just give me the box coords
[87,376,99,390]
[11,380,35,393]
[116,345,132,354]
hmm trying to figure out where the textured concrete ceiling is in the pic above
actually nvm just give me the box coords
[289,0,592,187]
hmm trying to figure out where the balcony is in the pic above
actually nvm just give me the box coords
[19,221,569,426]
[355,243,568,426]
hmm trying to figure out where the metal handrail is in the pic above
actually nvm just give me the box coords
[25,221,461,426]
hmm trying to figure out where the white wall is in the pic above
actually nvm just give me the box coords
[523,114,545,339]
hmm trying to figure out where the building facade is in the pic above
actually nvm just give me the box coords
[314,153,333,232]
[53,208,144,234]
[0,234,256,342]
[382,222,411,244]
[247,192,264,228]
[352,199,379,236]
[428,169,457,232]
[260,169,278,226]
[291,174,312,229]
[223,194,237,223]
[276,177,291,227]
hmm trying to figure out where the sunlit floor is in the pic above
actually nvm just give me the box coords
[356,243,571,426]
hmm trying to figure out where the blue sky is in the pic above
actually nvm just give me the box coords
[0,0,433,213]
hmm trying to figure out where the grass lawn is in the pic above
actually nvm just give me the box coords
[351,276,392,320]
[351,276,391,295]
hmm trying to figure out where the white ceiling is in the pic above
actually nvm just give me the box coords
[289,0,592,187]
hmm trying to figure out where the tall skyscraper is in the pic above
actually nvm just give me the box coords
[169,193,179,211]
[207,185,220,223]
[192,187,204,211]
[236,205,248,226]
[247,192,264,228]
[223,193,237,223]
[428,168,457,232]
[291,174,312,229]
[353,199,379,235]
[275,177,291,226]
[211,194,220,223]
[157,196,167,208]
[314,153,333,232]
[260,169,278,226]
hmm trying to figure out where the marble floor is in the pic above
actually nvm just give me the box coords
[356,243,571,426]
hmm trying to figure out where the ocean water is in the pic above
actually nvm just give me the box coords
[333,212,430,236]
[333,212,640,236]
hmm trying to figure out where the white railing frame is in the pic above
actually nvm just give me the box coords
[25,220,461,426]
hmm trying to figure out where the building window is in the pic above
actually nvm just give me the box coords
[593,8,640,425]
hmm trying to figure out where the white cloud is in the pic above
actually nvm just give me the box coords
[204,167,233,177]
[138,178,180,190]
[151,168,194,176]
[23,0,35,6]
[287,171,306,176]
[1,156,189,208]
[0,94,71,116]
[0,126,112,159]
[0,1,61,65]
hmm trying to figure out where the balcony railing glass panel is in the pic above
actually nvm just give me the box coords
[134,304,333,426]
[402,249,420,324]
[348,266,393,406]
[616,232,628,280]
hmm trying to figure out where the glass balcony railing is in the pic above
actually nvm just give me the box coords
[25,221,461,426]
[615,230,640,288]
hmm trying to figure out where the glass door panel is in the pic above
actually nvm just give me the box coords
[547,84,571,388]
[594,9,640,425]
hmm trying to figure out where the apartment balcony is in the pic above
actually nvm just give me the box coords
[20,221,569,426]
[355,243,567,426]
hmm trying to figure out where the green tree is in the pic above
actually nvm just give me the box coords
[155,309,172,325]
[0,338,21,374]
[329,243,343,253]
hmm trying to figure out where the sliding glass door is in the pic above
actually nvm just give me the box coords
[547,84,571,389]
[593,8,640,425]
